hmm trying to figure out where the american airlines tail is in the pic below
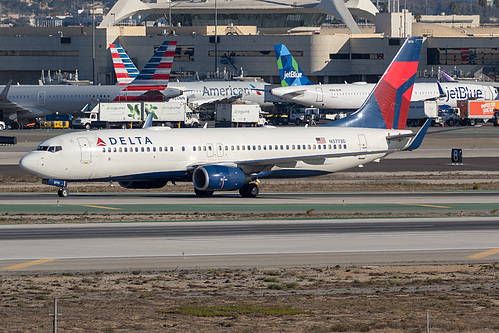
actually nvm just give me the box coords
[109,44,139,85]
[115,40,177,101]
[274,44,313,86]
[325,37,424,130]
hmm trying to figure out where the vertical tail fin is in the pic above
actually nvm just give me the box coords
[326,37,423,129]
[274,44,313,87]
[116,41,177,101]
[109,44,139,86]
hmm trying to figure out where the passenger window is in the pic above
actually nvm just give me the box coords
[313,145,316,149]
[141,147,144,152]
[153,147,156,152]
[102,148,106,153]
[258,145,261,150]
[170,147,174,152]
[193,146,196,151]
[338,145,342,149]
[182,146,185,151]
[242,146,245,150]
[292,145,295,150]
[334,144,337,149]
[323,144,327,149]
[297,145,300,150]
[280,145,284,150]
[124,147,128,152]
[135,147,139,152]
[119,147,122,153]
[268,145,271,150]
[343,144,347,149]
[159,147,162,152]
[108,148,111,153]
[237,146,240,151]
[113,147,117,153]
[203,146,206,151]
[231,145,235,151]
[328,144,332,149]
[198,146,201,151]
[286,145,289,150]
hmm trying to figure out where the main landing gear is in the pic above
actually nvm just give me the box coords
[239,182,259,198]
[57,187,69,197]
[193,182,260,198]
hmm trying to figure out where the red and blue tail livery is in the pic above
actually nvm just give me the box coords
[327,37,423,130]
[109,44,139,86]
[115,41,177,101]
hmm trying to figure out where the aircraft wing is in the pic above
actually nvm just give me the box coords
[186,148,397,175]
[0,82,41,119]
[275,89,307,98]
[188,94,243,107]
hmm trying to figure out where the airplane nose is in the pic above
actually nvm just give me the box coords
[19,153,39,174]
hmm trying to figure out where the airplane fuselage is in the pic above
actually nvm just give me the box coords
[168,81,283,107]
[19,126,411,183]
[270,82,499,110]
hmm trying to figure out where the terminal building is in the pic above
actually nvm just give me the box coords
[0,0,498,86]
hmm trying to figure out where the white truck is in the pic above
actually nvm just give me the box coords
[73,101,200,129]
[215,103,267,127]
[406,100,438,127]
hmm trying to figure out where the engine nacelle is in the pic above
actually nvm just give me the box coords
[118,180,168,189]
[193,165,247,191]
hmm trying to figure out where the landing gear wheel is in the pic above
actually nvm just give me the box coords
[57,187,69,197]
[295,118,301,126]
[194,188,214,197]
[239,183,259,198]
[85,123,91,130]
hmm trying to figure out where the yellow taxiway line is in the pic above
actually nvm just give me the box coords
[466,248,499,259]
[398,203,452,209]
[1,258,60,270]
[74,204,122,210]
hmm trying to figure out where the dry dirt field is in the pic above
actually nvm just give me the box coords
[1,264,498,332]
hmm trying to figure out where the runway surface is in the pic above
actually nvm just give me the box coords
[1,217,498,272]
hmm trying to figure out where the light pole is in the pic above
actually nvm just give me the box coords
[214,0,218,77]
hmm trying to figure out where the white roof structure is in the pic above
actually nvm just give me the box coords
[100,0,378,34]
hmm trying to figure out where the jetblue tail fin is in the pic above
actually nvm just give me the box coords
[325,37,423,129]
[116,41,177,102]
[274,44,313,87]
[110,44,139,86]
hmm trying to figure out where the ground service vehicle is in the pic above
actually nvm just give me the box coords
[73,101,199,129]
[406,101,438,127]
[456,100,499,126]
[215,103,266,127]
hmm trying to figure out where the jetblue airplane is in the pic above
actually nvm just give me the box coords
[20,37,429,198]
[110,43,284,108]
[0,41,181,128]
[271,44,498,110]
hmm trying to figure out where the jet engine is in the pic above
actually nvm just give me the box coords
[193,165,247,191]
[118,180,168,189]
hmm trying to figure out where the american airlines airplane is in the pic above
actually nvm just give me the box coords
[270,44,498,110]
[0,41,182,129]
[110,43,284,108]
[20,37,429,198]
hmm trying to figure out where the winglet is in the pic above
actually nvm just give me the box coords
[0,80,12,99]
[436,81,446,98]
[402,117,432,151]
[274,44,313,87]
[142,112,154,128]
[439,70,456,82]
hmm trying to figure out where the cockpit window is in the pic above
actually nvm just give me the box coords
[36,145,62,153]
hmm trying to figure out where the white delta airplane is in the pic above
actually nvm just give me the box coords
[110,43,284,108]
[0,41,181,128]
[271,44,498,109]
[20,37,430,198]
